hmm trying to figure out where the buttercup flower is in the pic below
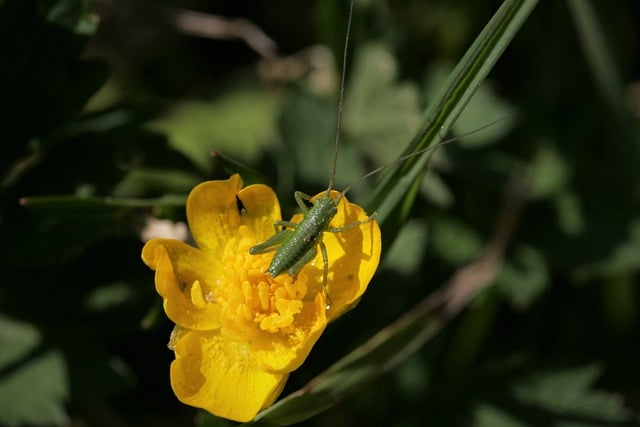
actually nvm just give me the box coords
[141,174,381,422]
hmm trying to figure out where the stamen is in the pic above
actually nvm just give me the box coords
[212,233,312,337]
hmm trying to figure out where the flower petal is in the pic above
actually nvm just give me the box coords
[141,239,221,330]
[252,293,327,372]
[187,174,281,255]
[294,191,381,321]
[170,329,287,422]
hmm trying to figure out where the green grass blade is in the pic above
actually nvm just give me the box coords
[567,0,635,135]
[566,0,625,120]
[367,0,538,228]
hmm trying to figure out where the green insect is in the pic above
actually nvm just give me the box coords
[249,0,509,307]
[248,0,369,308]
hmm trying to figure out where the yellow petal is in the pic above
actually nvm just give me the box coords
[170,329,287,422]
[187,174,281,256]
[252,294,327,372]
[141,239,221,330]
[293,191,382,321]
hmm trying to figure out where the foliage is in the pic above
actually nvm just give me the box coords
[1,0,639,426]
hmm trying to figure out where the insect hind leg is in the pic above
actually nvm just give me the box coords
[249,229,292,254]
[327,212,377,234]
[319,241,332,310]
[284,241,332,311]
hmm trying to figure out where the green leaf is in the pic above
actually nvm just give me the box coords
[0,315,69,427]
[382,219,428,275]
[553,190,585,236]
[566,0,629,125]
[511,365,631,424]
[473,403,527,427]
[496,245,548,309]
[84,281,137,313]
[528,142,571,200]
[0,315,40,369]
[279,87,361,191]
[470,365,634,427]
[343,43,422,165]
[573,220,640,280]
[429,215,484,265]
[151,90,277,173]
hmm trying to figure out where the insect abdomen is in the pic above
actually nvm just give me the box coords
[267,197,337,278]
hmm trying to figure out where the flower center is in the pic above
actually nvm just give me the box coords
[215,225,309,339]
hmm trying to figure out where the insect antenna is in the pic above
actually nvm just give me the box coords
[339,113,516,198]
[326,0,355,196]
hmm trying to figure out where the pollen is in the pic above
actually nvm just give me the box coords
[215,226,309,338]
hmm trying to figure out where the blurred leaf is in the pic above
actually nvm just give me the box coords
[84,281,136,313]
[0,314,40,368]
[496,245,548,309]
[573,220,640,281]
[46,0,96,34]
[553,190,585,236]
[278,86,365,196]
[152,90,277,173]
[420,167,455,208]
[383,219,428,274]
[469,364,634,427]
[344,43,422,164]
[528,142,570,199]
[512,365,631,424]
[567,0,628,124]
[430,215,483,265]
[210,150,264,186]
[0,315,68,427]
[473,403,527,427]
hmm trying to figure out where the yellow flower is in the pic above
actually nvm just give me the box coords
[141,174,381,422]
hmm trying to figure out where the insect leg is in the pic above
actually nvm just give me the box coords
[286,245,317,277]
[274,220,298,232]
[327,212,377,233]
[249,229,293,254]
[284,243,332,309]
[319,240,332,309]
[294,191,313,211]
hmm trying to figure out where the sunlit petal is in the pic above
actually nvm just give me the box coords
[142,239,221,330]
[170,329,287,422]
